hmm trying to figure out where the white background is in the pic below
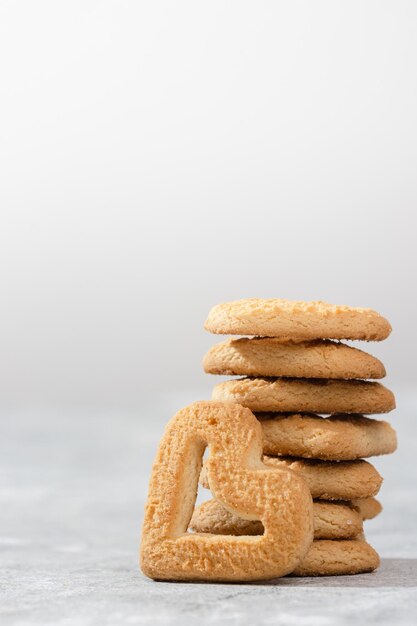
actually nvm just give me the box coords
[1,1,416,411]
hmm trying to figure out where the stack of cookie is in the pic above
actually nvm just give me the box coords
[191,299,396,576]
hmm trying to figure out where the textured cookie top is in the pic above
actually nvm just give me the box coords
[204,338,386,379]
[141,401,313,582]
[205,299,391,341]
[258,413,397,460]
[212,377,396,414]
[264,457,383,500]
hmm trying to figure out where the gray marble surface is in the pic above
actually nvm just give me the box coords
[2,389,417,625]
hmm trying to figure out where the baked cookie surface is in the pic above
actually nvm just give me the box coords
[290,539,380,576]
[263,457,383,500]
[200,456,382,500]
[204,338,386,379]
[205,299,391,341]
[141,401,314,581]
[352,497,382,520]
[190,498,363,540]
[212,377,395,414]
[259,413,397,460]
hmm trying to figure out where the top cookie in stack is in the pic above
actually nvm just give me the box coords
[202,298,397,576]
[204,299,392,341]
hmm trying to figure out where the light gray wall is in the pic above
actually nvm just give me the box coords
[0,1,416,410]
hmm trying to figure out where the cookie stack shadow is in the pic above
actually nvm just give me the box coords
[190,299,397,576]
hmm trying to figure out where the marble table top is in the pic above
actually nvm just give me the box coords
[2,389,416,625]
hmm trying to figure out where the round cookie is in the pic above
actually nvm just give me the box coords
[204,299,391,341]
[200,457,382,500]
[352,497,382,520]
[290,539,380,576]
[258,414,397,460]
[190,499,363,540]
[204,338,386,379]
[212,377,395,414]
[264,458,383,500]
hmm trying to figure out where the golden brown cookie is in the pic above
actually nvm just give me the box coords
[264,457,383,500]
[258,413,397,460]
[212,377,395,414]
[200,457,382,500]
[351,497,382,520]
[204,338,386,379]
[205,299,391,341]
[190,499,363,540]
[140,401,313,582]
[291,539,380,576]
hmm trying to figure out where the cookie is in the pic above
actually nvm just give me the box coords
[204,338,386,379]
[264,457,383,500]
[205,299,391,341]
[291,539,380,576]
[200,457,382,500]
[212,377,395,414]
[190,499,363,540]
[258,413,397,460]
[141,401,314,582]
[352,497,382,520]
